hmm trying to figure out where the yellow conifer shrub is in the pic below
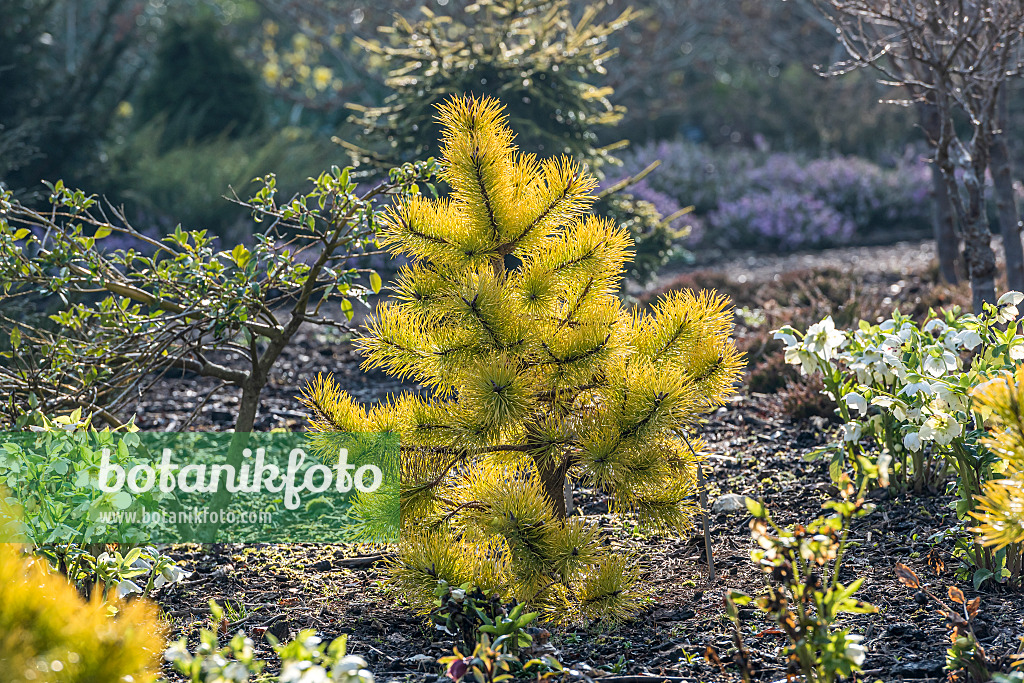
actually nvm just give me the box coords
[971,368,1024,555]
[0,543,163,682]
[302,95,742,623]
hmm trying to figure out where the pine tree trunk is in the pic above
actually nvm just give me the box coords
[919,101,961,283]
[992,89,1024,292]
[537,458,568,520]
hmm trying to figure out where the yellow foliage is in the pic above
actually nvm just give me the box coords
[0,544,163,682]
[971,368,1024,550]
[302,95,743,623]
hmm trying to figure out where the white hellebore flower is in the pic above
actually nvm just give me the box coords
[844,634,867,667]
[280,661,329,683]
[159,563,191,586]
[223,662,251,682]
[849,349,881,385]
[773,329,798,348]
[1010,336,1024,361]
[880,334,904,352]
[152,562,191,589]
[935,385,968,414]
[164,641,193,665]
[903,432,922,452]
[996,291,1024,324]
[333,655,374,683]
[844,393,868,415]
[919,412,963,446]
[115,579,143,599]
[953,329,983,351]
[130,558,152,572]
[923,319,947,335]
[785,346,820,376]
[922,348,959,377]
[877,452,892,488]
[804,316,846,361]
[842,422,863,443]
[900,378,934,398]
[870,396,894,409]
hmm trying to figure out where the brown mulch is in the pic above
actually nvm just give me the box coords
[150,357,1024,683]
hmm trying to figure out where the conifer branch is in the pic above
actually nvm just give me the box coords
[557,277,596,331]
[470,146,501,243]
[499,174,576,254]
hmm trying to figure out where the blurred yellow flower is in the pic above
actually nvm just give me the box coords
[262,61,282,86]
[313,66,333,91]
[115,101,134,118]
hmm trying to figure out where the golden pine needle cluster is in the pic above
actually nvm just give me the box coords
[302,95,742,623]
[971,368,1024,550]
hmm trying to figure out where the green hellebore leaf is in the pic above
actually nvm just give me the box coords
[111,491,133,510]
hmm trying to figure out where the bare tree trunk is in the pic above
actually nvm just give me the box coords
[931,162,962,284]
[935,90,999,313]
[992,88,1024,292]
[962,168,998,312]
[199,377,263,541]
[919,101,961,283]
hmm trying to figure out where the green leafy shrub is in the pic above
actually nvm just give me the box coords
[0,410,190,598]
[0,160,434,431]
[303,96,743,623]
[0,411,157,548]
[0,539,163,682]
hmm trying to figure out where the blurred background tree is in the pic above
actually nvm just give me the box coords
[606,0,918,156]
[135,15,266,149]
[0,0,162,198]
[340,0,638,172]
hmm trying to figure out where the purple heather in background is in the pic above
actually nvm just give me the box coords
[619,139,934,251]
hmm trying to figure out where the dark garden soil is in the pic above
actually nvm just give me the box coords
[146,240,1024,683]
